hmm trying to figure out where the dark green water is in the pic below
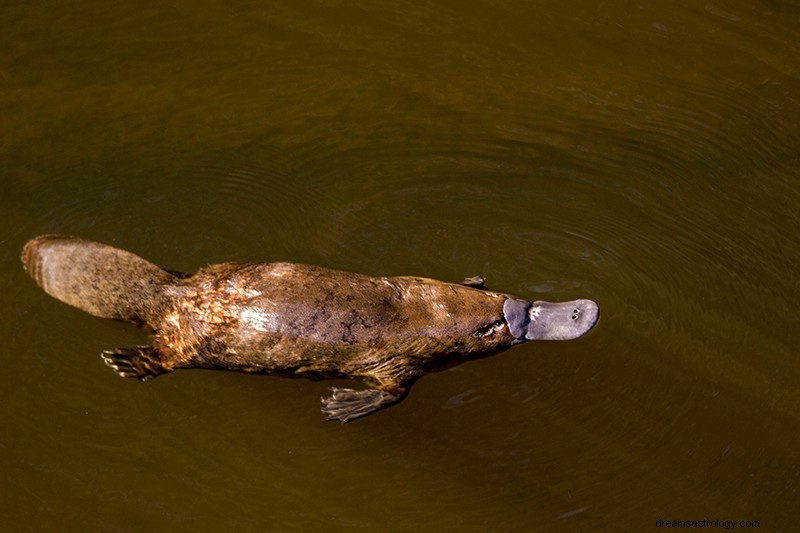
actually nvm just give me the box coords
[2,1,799,531]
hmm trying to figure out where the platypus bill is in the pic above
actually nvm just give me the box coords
[22,235,599,423]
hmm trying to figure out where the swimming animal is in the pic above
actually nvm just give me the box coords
[22,235,599,422]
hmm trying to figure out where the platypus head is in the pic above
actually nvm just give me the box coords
[503,298,599,342]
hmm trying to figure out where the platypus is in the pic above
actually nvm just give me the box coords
[22,235,599,422]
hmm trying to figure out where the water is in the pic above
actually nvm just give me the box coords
[2,1,799,530]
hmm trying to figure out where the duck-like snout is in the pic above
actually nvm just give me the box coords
[503,298,599,342]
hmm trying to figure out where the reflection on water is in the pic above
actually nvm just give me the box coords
[2,0,799,530]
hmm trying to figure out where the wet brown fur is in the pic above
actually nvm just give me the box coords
[22,235,517,397]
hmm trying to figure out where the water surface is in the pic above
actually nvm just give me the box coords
[2,1,799,531]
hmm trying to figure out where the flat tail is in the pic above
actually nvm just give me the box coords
[22,235,177,327]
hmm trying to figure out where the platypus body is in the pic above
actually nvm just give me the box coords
[22,235,598,422]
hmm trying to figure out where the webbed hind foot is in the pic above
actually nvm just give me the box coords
[101,345,171,382]
[321,387,404,423]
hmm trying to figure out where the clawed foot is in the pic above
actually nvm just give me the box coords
[460,276,486,289]
[321,387,403,423]
[101,345,169,382]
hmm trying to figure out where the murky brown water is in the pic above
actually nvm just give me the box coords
[2,1,799,530]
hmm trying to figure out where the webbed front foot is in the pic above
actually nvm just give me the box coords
[162,267,192,279]
[460,276,486,289]
[321,387,404,423]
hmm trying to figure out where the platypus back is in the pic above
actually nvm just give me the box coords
[22,234,599,423]
[22,235,175,329]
